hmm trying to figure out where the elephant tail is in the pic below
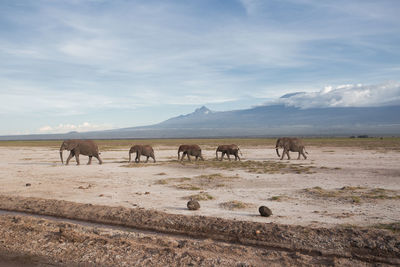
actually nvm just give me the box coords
[276,147,280,157]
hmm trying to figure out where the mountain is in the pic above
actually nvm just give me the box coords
[1,104,400,140]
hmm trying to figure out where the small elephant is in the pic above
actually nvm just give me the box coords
[59,139,102,165]
[275,137,308,160]
[178,144,204,161]
[129,145,156,163]
[216,144,242,161]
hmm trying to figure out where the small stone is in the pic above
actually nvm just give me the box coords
[187,200,200,210]
[145,192,150,195]
[25,183,31,187]
[259,206,272,217]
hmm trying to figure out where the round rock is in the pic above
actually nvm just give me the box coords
[259,206,272,217]
[187,200,200,210]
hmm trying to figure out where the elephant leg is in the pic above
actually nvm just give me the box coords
[286,150,291,160]
[152,155,156,163]
[75,153,80,165]
[227,153,231,161]
[187,153,191,162]
[95,154,103,164]
[66,151,75,165]
[145,156,149,163]
[297,152,301,160]
[88,156,93,165]
[200,155,204,161]
[220,152,224,161]
[301,149,307,159]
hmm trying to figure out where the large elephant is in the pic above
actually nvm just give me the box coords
[59,139,102,165]
[275,137,308,160]
[216,144,242,161]
[178,144,204,161]
[129,145,156,163]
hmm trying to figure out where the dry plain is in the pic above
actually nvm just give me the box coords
[0,138,400,266]
[0,138,399,227]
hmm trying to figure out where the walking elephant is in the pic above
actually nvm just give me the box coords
[59,139,102,165]
[178,144,204,161]
[129,145,156,163]
[275,137,308,160]
[216,144,242,161]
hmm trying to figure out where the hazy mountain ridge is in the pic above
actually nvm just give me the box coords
[1,104,400,140]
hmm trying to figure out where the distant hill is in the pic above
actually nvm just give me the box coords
[1,104,400,140]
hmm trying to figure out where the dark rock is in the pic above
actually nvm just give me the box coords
[259,206,272,217]
[25,183,31,187]
[187,200,200,210]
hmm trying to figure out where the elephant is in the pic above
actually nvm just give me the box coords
[275,137,308,160]
[216,144,242,161]
[178,144,204,161]
[59,139,102,165]
[129,145,156,163]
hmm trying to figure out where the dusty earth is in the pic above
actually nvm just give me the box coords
[0,145,399,226]
[0,143,399,265]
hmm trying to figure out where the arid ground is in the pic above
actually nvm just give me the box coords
[0,138,399,266]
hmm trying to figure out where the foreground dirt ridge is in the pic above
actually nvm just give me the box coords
[0,195,399,266]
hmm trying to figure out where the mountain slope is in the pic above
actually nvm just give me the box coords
[1,104,400,140]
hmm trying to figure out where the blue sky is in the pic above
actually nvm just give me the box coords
[1,0,399,135]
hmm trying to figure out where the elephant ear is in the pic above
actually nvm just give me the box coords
[66,140,78,150]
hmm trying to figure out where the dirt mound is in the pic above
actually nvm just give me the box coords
[0,195,399,265]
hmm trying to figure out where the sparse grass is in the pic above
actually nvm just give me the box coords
[155,173,238,189]
[154,177,191,185]
[183,192,215,201]
[120,162,159,168]
[269,195,287,201]
[371,222,400,233]
[191,160,316,174]
[219,200,254,210]
[175,184,202,191]
[2,137,400,151]
[303,186,400,203]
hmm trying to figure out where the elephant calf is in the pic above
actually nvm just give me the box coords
[60,139,102,165]
[129,145,156,163]
[275,137,308,160]
[178,144,204,161]
[216,144,242,161]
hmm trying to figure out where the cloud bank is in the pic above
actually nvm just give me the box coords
[274,82,400,109]
[39,122,112,134]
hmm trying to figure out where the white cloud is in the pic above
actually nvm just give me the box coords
[39,122,112,134]
[274,81,400,109]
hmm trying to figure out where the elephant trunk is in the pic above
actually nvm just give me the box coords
[276,147,280,157]
[128,152,131,163]
[215,149,218,160]
[238,148,243,156]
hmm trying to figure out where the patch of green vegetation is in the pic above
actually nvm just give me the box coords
[183,192,215,201]
[219,200,254,210]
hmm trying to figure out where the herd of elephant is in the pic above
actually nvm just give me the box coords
[59,138,308,165]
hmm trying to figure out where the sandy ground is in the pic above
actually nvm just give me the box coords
[0,145,399,227]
